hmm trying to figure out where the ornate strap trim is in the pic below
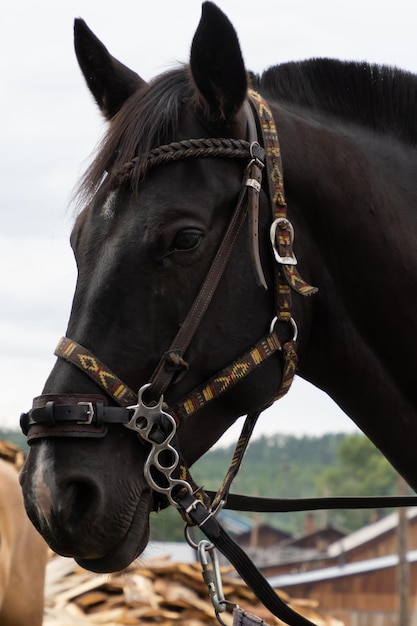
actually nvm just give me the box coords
[208,338,298,512]
[274,340,298,400]
[210,410,261,512]
[53,330,284,419]
[249,89,318,300]
[54,337,137,407]
[170,331,282,422]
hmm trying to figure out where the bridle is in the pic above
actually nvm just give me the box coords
[22,90,317,439]
[20,91,417,626]
[22,93,309,471]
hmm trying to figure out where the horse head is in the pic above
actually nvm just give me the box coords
[20,3,315,573]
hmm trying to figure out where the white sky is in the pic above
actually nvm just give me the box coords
[1,0,416,442]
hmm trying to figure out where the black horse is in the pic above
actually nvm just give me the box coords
[20,2,417,577]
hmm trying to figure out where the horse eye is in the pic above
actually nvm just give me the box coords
[169,229,203,252]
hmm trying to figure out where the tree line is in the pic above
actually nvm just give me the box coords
[152,431,404,541]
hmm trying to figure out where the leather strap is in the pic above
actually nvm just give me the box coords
[248,90,317,299]
[205,491,417,513]
[244,100,267,290]
[53,338,138,405]
[29,91,308,436]
[20,393,133,438]
[147,149,265,401]
[26,329,284,439]
[177,491,316,626]
[169,330,282,422]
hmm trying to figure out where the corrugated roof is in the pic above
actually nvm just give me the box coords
[218,510,253,534]
[268,549,417,588]
[327,507,417,558]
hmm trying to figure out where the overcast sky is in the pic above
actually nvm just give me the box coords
[1,1,416,443]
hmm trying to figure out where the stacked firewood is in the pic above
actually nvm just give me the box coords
[43,553,343,626]
[0,441,342,625]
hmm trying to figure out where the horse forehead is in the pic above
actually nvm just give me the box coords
[100,189,119,221]
[93,157,243,233]
[140,157,243,206]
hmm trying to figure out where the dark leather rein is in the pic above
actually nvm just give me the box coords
[21,91,417,626]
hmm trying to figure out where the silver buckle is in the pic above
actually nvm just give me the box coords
[270,217,297,265]
[77,402,94,425]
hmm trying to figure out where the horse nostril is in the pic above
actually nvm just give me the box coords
[59,480,97,526]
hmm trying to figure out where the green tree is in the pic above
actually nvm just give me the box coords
[316,434,399,530]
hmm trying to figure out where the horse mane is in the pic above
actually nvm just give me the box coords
[77,59,417,206]
[76,67,192,207]
[256,59,417,145]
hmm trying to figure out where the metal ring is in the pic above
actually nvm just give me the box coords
[270,316,298,342]
[184,524,215,551]
[269,316,278,334]
[290,317,298,342]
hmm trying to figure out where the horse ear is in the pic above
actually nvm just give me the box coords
[190,2,247,121]
[74,19,146,120]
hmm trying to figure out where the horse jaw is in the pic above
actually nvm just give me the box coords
[75,495,152,573]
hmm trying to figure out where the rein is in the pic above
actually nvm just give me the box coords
[21,91,417,626]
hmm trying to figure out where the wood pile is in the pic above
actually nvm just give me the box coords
[43,553,343,626]
[0,441,342,625]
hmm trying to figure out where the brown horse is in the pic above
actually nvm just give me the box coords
[20,0,417,582]
[0,459,47,626]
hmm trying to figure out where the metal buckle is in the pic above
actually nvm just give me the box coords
[76,402,94,425]
[249,141,265,167]
[270,217,297,265]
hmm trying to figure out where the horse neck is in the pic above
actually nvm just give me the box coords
[276,105,417,488]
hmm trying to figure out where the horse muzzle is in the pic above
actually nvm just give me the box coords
[19,398,154,573]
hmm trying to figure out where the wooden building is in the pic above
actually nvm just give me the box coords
[264,509,417,625]
[218,506,417,624]
[268,550,417,626]
[285,524,346,552]
[262,508,417,576]
[237,523,293,550]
